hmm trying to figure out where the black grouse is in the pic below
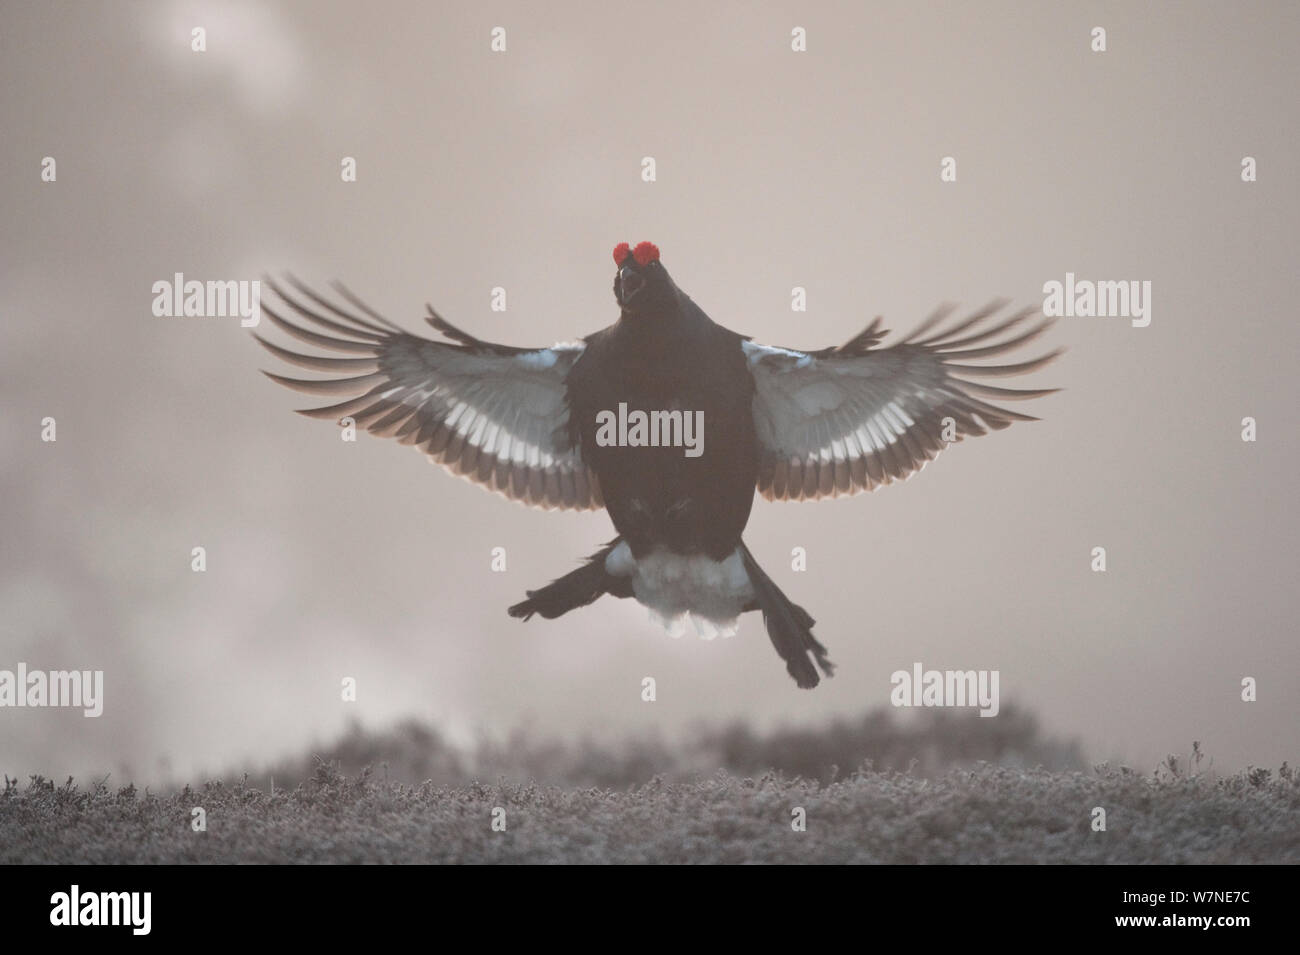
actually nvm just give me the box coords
[257,241,1060,687]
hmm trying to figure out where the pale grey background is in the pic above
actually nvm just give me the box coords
[2,0,1296,783]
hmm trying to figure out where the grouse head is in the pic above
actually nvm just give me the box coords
[612,241,675,315]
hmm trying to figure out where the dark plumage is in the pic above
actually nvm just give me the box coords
[257,242,1060,687]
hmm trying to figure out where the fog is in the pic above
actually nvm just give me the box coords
[2,0,1296,783]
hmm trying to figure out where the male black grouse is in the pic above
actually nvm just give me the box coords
[257,241,1060,688]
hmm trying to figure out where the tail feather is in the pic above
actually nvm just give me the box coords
[740,543,835,689]
[508,539,632,621]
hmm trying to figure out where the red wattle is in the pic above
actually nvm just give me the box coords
[632,241,659,266]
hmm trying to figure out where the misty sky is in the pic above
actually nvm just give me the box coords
[2,0,1297,783]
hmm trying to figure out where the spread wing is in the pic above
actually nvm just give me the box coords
[255,277,602,510]
[745,300,1061,501]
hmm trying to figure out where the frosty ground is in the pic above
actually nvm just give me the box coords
[4,710,1296,864]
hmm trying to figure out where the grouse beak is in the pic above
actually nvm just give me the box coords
[619,266,645,301]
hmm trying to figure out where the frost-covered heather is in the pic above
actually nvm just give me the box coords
[242,705,1086,791]
[4,762,1296,864]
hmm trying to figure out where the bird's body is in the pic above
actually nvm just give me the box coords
[257,241,1060,687]
[564,297,764,638]
[567,292,758,559]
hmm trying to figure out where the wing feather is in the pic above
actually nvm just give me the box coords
[256,279,600,511]
[746,301,1061,501]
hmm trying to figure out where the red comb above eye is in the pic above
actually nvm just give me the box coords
[632,241,659,266]
[612,242,631,265]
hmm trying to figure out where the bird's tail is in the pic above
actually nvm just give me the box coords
[508,539,633,621]
[740,542,835,689]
